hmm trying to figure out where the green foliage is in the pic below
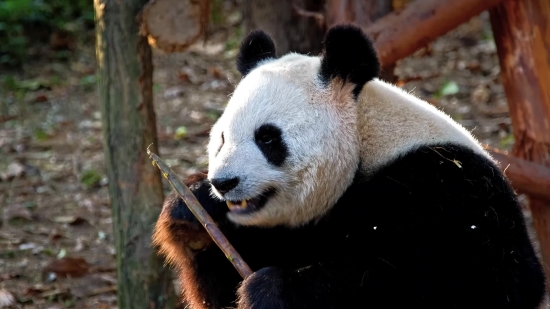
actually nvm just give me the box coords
[211,0,224,25]
[174,126,188,140]
[80,169,103,188]
[79,74,97,91]
[225,26,243,51]
[34,128,49,141]
[0,0,93,65]
[499,134,515,148]
[435,80,460,98]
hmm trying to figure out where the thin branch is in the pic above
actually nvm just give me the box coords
[147,145,253,279]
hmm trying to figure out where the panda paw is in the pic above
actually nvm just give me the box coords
[237,267,290,309]
[153,173,228,252]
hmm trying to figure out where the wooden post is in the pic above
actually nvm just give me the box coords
[95,0,176,307]
[489,0,550,286]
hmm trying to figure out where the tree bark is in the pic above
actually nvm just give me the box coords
[95,0,176,307]
[489,0,550,287]
[242,0,326,55]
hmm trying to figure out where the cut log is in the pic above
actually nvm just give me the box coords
[489,0,550,286]
[362,0,505,68]
[139,0,209,53]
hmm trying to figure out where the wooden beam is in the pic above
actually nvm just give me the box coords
[488,149,550,201]
[489,0,550,286]
[361,0,505,68]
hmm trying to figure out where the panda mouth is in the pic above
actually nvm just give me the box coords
[226,188,276,215]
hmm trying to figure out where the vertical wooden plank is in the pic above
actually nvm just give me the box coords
[95,0,176,307]
[489,0,550,286]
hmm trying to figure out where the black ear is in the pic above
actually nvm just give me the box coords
[319,24,380,98]
[236,29,277,76]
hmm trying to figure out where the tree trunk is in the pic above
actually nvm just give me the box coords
[95,0,176,308]
[325,0,396,82]
[489,0,550,288]
[242,0,326,55]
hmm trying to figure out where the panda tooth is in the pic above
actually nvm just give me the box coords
[226,200,248,210]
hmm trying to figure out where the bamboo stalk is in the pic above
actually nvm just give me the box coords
[147,145,253,279]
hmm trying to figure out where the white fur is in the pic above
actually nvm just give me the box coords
[357,79,492,175]
[208,54,359,227]
[208,53,493,227]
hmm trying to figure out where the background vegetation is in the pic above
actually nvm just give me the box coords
[0,0,93,66]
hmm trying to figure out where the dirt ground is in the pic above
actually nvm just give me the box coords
[0,9,539,309]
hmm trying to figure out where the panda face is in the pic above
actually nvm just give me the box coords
[207,26,380,227]
[208,54,360,227]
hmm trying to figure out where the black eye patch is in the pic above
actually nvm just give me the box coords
[254,124,288,166]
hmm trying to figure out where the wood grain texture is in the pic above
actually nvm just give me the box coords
[489,0,550,287]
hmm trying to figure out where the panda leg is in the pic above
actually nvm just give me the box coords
[153,174,241,309]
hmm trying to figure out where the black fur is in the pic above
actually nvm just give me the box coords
[319,24,381,99]
[255,123,288,166]
[157,144,545,309]
[169,176,228,224]
[236,30,277,76]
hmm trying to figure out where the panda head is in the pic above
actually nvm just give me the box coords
[207,25,380,227]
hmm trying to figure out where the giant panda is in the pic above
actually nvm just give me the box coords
[153,25,547,309]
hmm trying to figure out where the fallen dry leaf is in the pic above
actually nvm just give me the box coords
[33,94,49,103]
[0,289,15,308]
[1,162,25,181]
[87,286,117,297]
[163,85,186,99]
[52,215,88,226]
[24,285,49,297]
[471,84,490,104]
[49,229,63,241]
[74,237,85,252]
[178,67,200,84]
[43,257,91,279]
[207,66,225,79]
[0,273,20,280]
[5,203,33,221]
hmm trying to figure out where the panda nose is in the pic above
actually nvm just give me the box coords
[210,177,240,194]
